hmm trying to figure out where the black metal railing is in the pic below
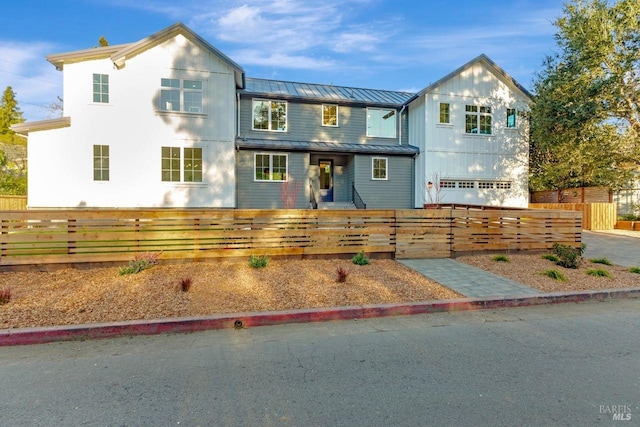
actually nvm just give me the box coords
[352,183,366,209]
[309,179,318,209]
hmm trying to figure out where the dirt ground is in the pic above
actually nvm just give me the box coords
[1,253,638,329]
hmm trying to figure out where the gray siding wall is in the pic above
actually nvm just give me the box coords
[239,96,407,146]
[237,151,310,208]
[353,155,413,208]
[309,154,350,202]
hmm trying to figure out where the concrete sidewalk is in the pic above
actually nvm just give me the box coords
[398,258,539,298]
[583,230,640,267]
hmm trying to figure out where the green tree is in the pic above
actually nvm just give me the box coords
[0,86,25,145]
[530,0,640,191]
[98,36,109,47]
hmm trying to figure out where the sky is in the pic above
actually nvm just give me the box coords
[0,0,566,122]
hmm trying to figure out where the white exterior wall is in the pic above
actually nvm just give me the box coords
[28,34,237,208]
[411,62,530,208]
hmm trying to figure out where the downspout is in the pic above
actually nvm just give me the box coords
[398,104,407,145]
[236,92,241,138]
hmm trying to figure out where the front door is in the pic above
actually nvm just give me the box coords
[319,159,333,202]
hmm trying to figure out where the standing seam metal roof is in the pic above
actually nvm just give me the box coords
[241,77,415,106]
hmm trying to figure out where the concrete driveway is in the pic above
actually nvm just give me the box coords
[583,230,640,267]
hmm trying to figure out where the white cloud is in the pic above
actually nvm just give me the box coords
[0,41,62,122]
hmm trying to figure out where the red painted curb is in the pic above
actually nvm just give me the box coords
[1,288,639,347]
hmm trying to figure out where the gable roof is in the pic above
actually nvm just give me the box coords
[47,23,245,88]
[242,77,414,108]
[407,54,533,104]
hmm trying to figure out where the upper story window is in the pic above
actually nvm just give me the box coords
[367,108,396,138]
[507,108,517,128]
[439,103,450,124]
[160,78,203,113]
[372,157,388,180]
[93,74,109,103]
[465,105,492,135]
[322,104,338,126]
[161,146,202,182]
[254,153,288,181]
[93,145,109,181]
[253,99,287,132]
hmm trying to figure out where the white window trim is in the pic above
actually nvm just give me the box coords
[366,107,397,139]
[252,99,288,132]
[254,152,289,182]
[465,104,493,135]
[438,102,451,124]
[158,78,205,115]
[506,108,517,129]
[92,73,109,104]
[322,104,339,127]
[371,157,388,181]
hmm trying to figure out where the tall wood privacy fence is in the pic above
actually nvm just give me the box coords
[529,203,616,230]
[530,187,611,203]
[0,196,27,210]
[0,208,581,268]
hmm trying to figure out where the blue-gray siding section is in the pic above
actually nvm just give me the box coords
[237,151,310,209]
[239,97,408,146]
[353,155,414,208]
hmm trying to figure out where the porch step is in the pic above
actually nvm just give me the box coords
[317,202,357,210]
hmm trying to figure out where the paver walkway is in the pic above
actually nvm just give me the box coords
[398,258,540,298]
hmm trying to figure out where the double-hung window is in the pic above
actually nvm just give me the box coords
[161,146,202,182]
[322,104,338,126]
[439,103,450,124]
[372,157,388,180]
[160,78,203,113]
[506,108,517,128]
[252,99,287,131]
[367,108,396,138]
[93,145,109,181]
[465,105,492,134]
[255,153,288,181]
[93,74,109,103]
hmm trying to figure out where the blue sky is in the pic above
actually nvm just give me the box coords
[1,0,565,122]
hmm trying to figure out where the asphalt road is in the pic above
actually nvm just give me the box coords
[1,299,639,426]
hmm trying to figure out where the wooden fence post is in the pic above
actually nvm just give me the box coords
[67,219,76,255]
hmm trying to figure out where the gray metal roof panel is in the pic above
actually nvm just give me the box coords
[242,77,415,106]
[236,138,419,156]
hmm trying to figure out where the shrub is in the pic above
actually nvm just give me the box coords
[118,252,161,275]
[620,213,640,221]
[0,287,11,305]
[249,254,269,268]
[552,243,586,269]
[336,267,349,283]
[492,254,510,262]
[541,254,560,263]
[590,258,612,266]
[629,267,640,274]
[352,251,370,266]
[179,277,193,292]
[541,269,567,282]
[586,268,611,278]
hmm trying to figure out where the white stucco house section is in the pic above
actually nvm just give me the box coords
[409,54,531,208]
[21,24,241,208]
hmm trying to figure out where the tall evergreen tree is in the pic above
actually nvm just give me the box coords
[530,0,640,191]
[0,86,24,137]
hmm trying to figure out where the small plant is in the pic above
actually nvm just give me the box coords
[352,251,370,266]
[590,258,612,266]
[629,267,640,274]
[586,268,611,278]
[541,269,567,282]
[541,254,560,263]
[118,252,161,275]
[492,254,510,262]
[0,287,11,305]
[249,254,269,268]
[336,267,349,283]
[552,243,586,269]
[179,277,193,292]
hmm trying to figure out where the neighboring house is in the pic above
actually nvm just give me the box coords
[408,54,531,208]
[13,23,530,210]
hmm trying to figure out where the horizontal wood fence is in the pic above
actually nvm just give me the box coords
[0,196,27,210]
[530,187,611,203]
[0,208,582,268]
[529,203,616,230]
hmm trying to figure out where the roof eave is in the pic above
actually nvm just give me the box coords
[10,117,71,136]
[46,44,132,70]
